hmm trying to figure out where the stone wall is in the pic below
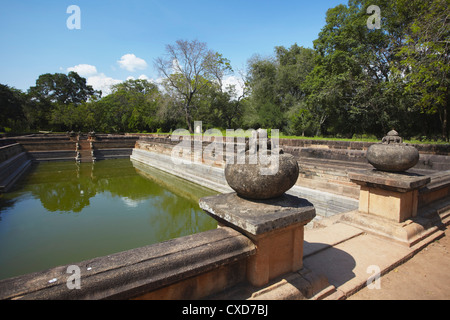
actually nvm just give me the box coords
[91,135,138,160]
[131,143,359,218]
[0,227,255,300]
[0,134,448,300]
[4,134,139,162]
[130,134,450,199]
[0,143,23,163]
[92,135,138,149]
[128,133,450,155]
[0,143,31,192]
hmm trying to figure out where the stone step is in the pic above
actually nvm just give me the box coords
[0,152,29,181]
[0,155,31,192]
[76,140,94,162]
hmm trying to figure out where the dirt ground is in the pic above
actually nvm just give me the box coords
[348,228,450,300]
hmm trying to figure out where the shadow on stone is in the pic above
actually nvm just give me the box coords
[235,193,315,209]
[303,242,357,290]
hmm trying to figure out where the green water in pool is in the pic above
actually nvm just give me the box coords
[0,159,217,280]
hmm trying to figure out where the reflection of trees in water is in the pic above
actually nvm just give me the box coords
[26,160,164,213]
[132,160,215,203]
[131,160,218,241]
[146,190,217,242]
[4,159,217,241]
[32,179,96,213]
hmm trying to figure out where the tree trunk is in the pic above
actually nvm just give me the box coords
[443,105,448,142]
[185,105,193,133]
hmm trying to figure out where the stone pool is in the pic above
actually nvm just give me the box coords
[0,159,217,280]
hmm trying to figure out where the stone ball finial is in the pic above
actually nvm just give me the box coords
[224,129,299,200]
[387,130,398,136]
[382,130,402,144]
[367,130,419,172]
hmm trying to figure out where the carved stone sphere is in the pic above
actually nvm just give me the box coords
[367,131,419,172]
[224,151,299,200]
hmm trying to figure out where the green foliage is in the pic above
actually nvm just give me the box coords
[301,0,449,140]
[92,79,161,133]
[1,2,448,140]
[0,84,26,131]
[246,44,317,132]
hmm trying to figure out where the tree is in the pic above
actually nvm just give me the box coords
[396,0,449,140]
[246,55,281,129]
[301,0,427,137]
[298,0,449,140]
[91,79,161,133]
[28,71,100,105]
[155,39,232,132]
[111,78,158,96]
[287,102,316,137]
[246,45,317,131]
[191,81,246,129]
[26,72,101,131]
[0,84,26,131]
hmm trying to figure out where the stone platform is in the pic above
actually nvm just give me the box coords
[209,167,450,300]
[200,193,316,287]
[209,206,449,300]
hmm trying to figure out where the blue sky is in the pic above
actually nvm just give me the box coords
[0,0,345,95]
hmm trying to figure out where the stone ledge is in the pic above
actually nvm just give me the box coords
[131,148,233,194]
[0,227,255,300]
[349,170,431,192]
[340,198,450,247]
[0,153,31,192]
[28,151,77,162]
[0,143,23,163]
[199,193,316,236]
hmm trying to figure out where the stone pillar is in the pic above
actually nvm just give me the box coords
[199,192,315,287]
[349,170,430,223]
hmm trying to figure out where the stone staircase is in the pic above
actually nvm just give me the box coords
[76,137,95,163]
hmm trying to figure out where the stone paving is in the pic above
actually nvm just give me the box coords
[210,212,449,300]
[348,228,450,300]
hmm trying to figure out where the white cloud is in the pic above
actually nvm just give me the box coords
[126,74,151,81]
[67,64,121,96]
[172,59,182,73]
[121,197,146,208]
[67,57,154,96]
[67,64,98,77]
[87,73,121,96]
[222,75,245,99]
[138,74,150,81]
[117,54,148,72]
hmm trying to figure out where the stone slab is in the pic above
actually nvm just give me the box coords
[349,170,430,192]
[303,233,412,296]
[340,198,450,246]
[303,223,364,258]
[0,227,255,300]
[131,149,232,194]
[199,192,316,236]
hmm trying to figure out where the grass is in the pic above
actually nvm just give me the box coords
[277,134,379,143]
[3,129,448,145]
[145,131,449,145]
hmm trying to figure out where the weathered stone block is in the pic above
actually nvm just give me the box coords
[350,170,430,223]
[200,193,315,287]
